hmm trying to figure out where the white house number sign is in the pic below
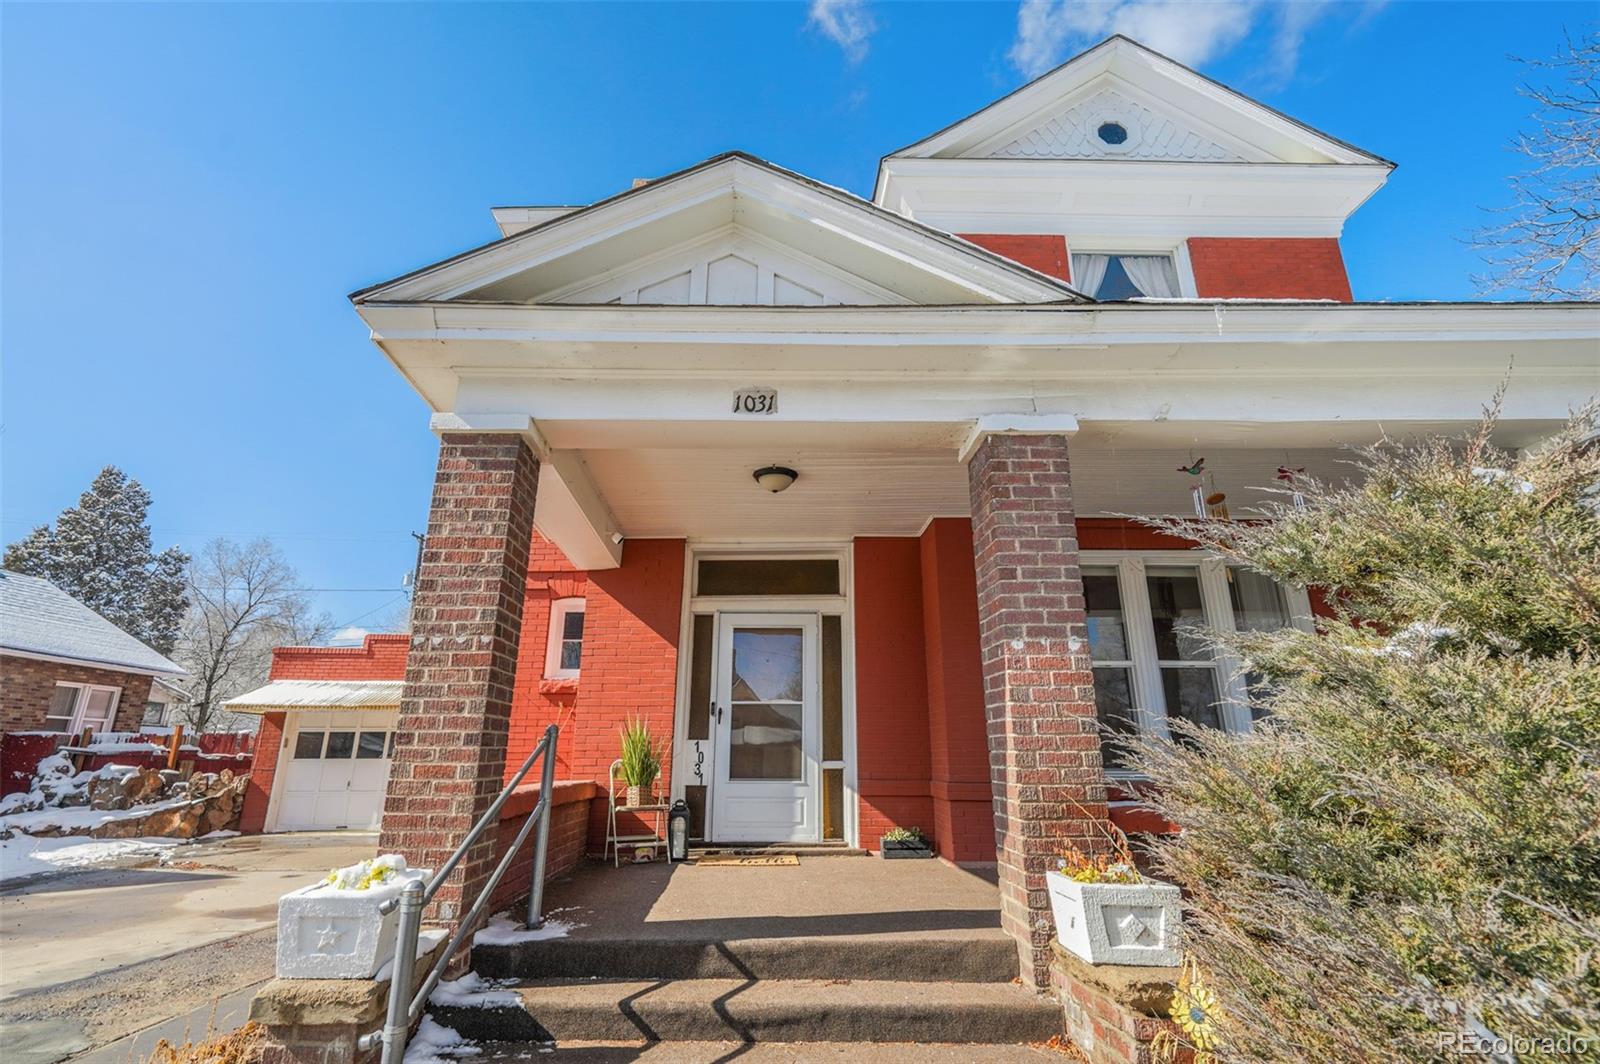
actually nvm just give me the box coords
[732,387,777,415]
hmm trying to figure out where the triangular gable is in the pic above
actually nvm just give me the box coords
[354,153,1085,307]
[883,35,1390,169]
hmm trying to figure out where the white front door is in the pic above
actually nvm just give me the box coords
[275,710,397,831]
[710,613,819,843]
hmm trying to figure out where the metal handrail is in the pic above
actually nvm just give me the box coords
[358,723,560,1064]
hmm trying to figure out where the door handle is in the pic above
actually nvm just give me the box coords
[713,703,723,724]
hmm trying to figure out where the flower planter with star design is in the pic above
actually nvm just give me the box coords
[275,859,431,979]
[1046,870,1183,967]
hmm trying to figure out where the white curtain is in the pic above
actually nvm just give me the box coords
[1069,254,1110,297]
[1119,255,1181,298]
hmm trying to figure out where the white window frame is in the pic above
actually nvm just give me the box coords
[1083,551,1314,777]
[46,682,123,735]
[544,597,586,679]
[1067,244,1198,299]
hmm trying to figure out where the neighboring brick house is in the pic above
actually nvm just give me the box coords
[240,33,1592,993]
[0,569,186,737]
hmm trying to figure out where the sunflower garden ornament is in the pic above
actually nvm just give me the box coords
[1152,955,1225,1064]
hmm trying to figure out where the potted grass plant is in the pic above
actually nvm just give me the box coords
[880,826,934,859]
[618,717,662,807]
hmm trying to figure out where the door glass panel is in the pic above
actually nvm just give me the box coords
[1092,667,1139,771]
[1161,668,1222,734]
[728,703,803,780]
[731,628,803,702]
[325,731,356,759]
[356,732,387,759]
[1146,566,1211,661]
[294,731,325,759]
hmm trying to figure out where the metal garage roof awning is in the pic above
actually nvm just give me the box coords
[225,679,404,713]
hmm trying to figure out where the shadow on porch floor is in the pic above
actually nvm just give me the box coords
[536,855,1002,941]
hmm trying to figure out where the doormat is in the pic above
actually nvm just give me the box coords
[695,854,800,867]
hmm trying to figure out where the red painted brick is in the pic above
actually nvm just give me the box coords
[1186,237,1353,301]
[957,234,1070,281]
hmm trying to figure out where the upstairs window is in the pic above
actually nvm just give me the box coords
[1071,253,1180,300]
[545,598,586,679]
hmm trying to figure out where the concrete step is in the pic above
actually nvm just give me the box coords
[472,933,1021,983]
[688,845,870,858]
[432,978,1062,1045]
[471,1039,1072,1061]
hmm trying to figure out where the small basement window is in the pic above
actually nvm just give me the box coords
[545,598,586,679]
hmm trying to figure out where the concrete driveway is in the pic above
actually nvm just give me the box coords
[0,832,377,1062]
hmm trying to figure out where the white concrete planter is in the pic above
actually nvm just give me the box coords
[275,867,430,979]
[1046,871,1182,967]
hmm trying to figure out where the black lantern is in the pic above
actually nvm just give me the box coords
[668,799,690,862]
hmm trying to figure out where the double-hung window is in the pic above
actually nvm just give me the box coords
[544,598,586,679]
[44,682,122,734]
[1085,553,1313,775]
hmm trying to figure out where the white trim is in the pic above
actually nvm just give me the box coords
[2,646,183,679]
[46,681,123,734]
[1083,549,1311,775]
[544,598,587,680]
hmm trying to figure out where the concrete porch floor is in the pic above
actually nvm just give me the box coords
[535,855,1003,942]
[472,854,1016,984]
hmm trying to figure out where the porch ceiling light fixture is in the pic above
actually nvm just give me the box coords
[752,465,799,493]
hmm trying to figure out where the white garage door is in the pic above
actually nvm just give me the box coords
[275,709,398,832]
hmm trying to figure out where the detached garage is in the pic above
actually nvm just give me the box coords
[229,656,407,833]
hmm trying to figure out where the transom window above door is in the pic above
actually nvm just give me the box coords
[1082,553,1313,773]
[1070,253,1181,299]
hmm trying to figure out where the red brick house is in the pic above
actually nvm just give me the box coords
[260,36,1596,987]
[0,569,186,736]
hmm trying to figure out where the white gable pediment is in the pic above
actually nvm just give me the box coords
[984,86,1245,162]
[551,226,894,306]
[888,36,1387,167]
[354,155,1082,307]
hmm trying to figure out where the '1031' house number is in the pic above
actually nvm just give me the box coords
[733,387,777,414]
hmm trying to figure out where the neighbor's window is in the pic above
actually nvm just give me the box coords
[545,598,586,679]
[1070,253,1180,299]
[142,700,168,727]
[44,682,121,734]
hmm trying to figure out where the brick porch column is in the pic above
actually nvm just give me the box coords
[379,431,539,925]
[966,432,1109,988]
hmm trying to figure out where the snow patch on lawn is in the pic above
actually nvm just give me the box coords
[404,1016,482,1062]
[473,910,584,946]
[0,833,182,883]
[429,971,522,1008]
[0,796,191,837]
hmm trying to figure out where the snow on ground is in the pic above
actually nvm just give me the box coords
[473,910,584,945]
[0,795,190,837]
[429,971,522,1009]
[0,832,182,883]
[404,1016,483,1062]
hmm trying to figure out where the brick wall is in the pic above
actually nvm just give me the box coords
[0,654,153,733]
[485,780,598,914]
[957,233,1070,282]
[269,634,410,681]
[1187,236,1353,301]
[508,535,684,851]
[1052,946,1184,1064]
[241,711,287,833]
[853,537,935,850]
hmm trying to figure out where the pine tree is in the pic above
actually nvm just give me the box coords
[1124,398,1600,1062]
[3,467,190,654]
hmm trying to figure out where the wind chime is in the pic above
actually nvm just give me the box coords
[1276,463,1308,511]
[1177,455,1230,520]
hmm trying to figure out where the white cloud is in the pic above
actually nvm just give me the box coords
[1008,0,1357,83]
[808,0,878,63]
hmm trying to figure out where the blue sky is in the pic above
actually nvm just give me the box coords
[2,1,1590,630]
